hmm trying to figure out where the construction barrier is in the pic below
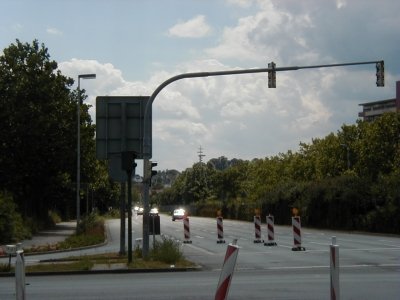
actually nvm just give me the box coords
[215,240,239,300]
[253,216,263,243]
[183,217,192,244]
[330,236,340,300]
[264,215,277,246]
[291,216,305,251]
[217,216,226,244]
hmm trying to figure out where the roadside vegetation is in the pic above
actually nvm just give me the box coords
[0,40,119,244]
[2,236,193,273]
[154,112,400,234]
[21,213,105,254]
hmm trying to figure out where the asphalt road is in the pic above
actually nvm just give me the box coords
[1,214,399,299]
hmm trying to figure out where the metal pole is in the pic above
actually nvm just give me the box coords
[142,160,150,258]
[119,182,126,255]
[127,168,133,263]
[76,74,96,231]
[77,78,81,230]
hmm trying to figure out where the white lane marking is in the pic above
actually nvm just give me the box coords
[264,263,400,271]
[194,235,205,239]
[309,241,331,246]
[184,243,215,256]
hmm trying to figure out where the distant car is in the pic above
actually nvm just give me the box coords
[135,207,144,215]
[172,208,186,221]
[149,207,159,216]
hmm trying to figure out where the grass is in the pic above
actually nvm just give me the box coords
[26,258,93,272]
[23,252,196,273]
[2,236,196,273]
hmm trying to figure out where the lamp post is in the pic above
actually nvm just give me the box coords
[77,73,96,229]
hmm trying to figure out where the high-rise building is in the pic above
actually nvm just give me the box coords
[359,81,400,122]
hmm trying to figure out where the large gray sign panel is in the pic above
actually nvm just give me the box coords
[96,96,151,160]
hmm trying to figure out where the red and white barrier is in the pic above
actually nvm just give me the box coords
[291,216,305,251]
[330,236,340,300]
[253,216,263,243]
[183,217,192,244]
[215,240,240,300]
[264,215,277,246]
[217,216,226,244]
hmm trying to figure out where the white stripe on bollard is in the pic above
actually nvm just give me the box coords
[215,240,240,300]
[330,236,340,300]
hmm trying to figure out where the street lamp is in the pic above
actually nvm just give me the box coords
[77,73,96,229]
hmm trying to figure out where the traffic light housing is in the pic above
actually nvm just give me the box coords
[376,61,384,87]
[149,161,157,186]
[268,62,276,88]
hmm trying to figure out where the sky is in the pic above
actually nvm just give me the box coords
[2,0,400,173]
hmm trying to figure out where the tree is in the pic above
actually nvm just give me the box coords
[0,40,116,225]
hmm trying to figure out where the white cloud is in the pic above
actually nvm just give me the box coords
[46,27,63,36]
[336,0,347,9]
[55,0,399,171]
[226,0,255,8]
[168,15,211,38]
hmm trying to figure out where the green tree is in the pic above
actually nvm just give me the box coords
[0,40,78,222]
[0,40,117,225]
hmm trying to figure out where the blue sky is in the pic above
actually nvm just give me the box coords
[2,0,400,172]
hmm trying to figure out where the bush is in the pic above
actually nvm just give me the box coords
[150,236,182,264]
[59,213,105,249]
[0,192,31,243]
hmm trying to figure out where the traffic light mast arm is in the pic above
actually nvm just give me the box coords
[141,58,384,258]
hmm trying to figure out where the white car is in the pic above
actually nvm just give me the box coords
[149,207,159,216]
[172,208,186,221]
[134,206,144,215]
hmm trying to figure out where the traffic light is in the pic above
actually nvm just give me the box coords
[149,161,157,186]
[268,62,276,88]
[376,61,384,87]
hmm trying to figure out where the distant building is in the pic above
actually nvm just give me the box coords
[359,81,400,122]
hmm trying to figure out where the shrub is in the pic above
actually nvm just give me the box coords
[59,213,105,249]
[0,192,31,243]
[150,236,182,264]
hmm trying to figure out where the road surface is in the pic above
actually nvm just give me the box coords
[1,214,399,299]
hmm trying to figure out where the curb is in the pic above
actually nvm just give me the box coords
[0,266,202,277]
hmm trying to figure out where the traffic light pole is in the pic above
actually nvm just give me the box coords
[141,59,384,258]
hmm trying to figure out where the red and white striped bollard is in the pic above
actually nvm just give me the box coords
[217,216,226,244]
[253,216,263,243]
[264,215,277,246]
[183,217,192,244]
[215,239,240,300]
[291,216,305,251]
